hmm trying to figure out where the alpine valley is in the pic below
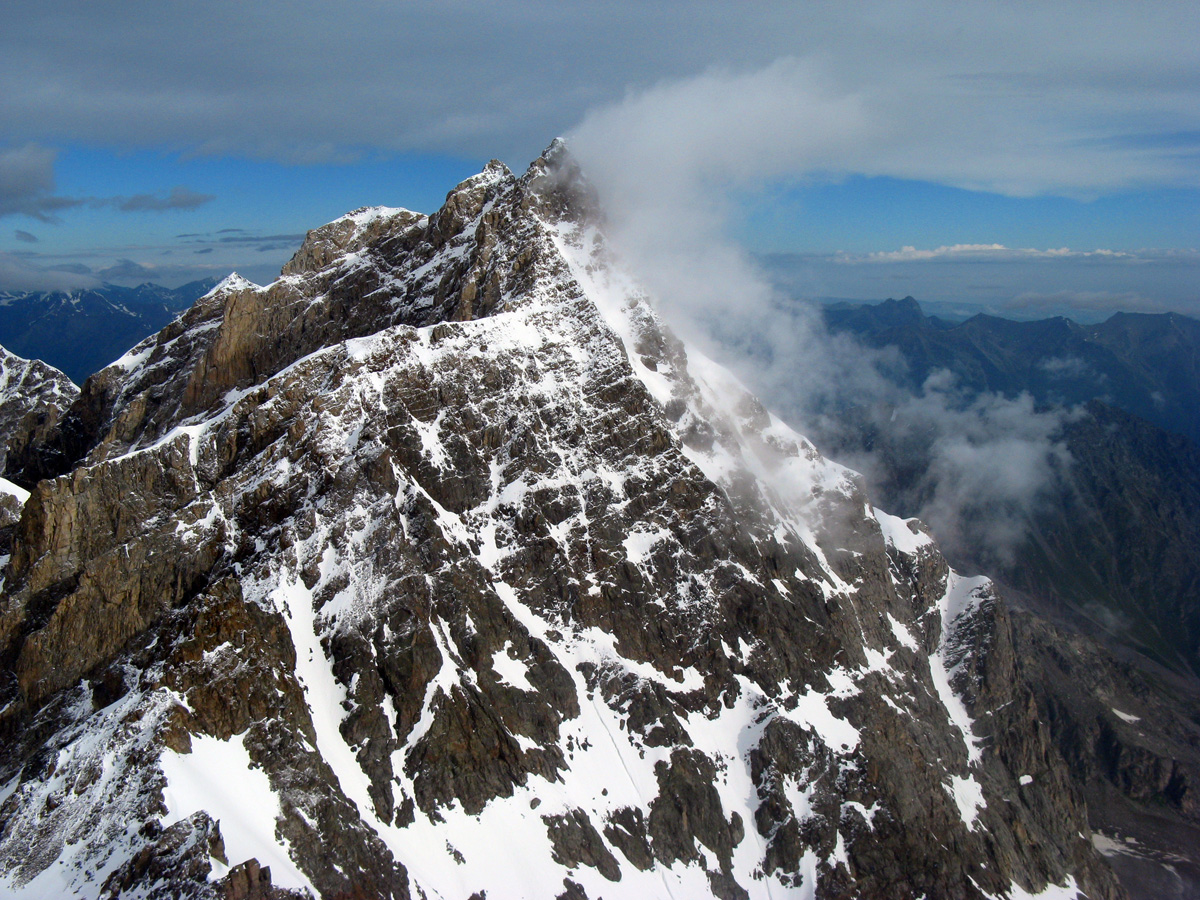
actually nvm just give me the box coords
[0,142,1154,899]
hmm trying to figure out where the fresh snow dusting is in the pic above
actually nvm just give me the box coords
[267,561,748,900]
[780,680,862,753]
[338,205,416,229]
[984,875,1083,900]
[490,641,534,691]
[110,344,154,373]
[886,613,920,651]
[551,218,861,594]
[925,571,991,830]
[160,734,313,893]
[622,526,670,565]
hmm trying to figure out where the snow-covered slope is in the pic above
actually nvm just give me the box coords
[0,143,1120,900]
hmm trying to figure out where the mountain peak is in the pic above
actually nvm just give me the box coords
[205,272,259,297]
[0,141,1123,900]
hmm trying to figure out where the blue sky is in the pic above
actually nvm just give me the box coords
[4,147,485,288]
[1,1,1197,317]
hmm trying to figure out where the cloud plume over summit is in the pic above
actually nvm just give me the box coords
[566,55,1103,565]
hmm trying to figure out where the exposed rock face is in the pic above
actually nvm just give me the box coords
[0,346,77,476]
[0,143,1122,898]
[1011,612,1200,900]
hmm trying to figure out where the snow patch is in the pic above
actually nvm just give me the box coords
[490,642,534,691]
[946,775,986,830]
[161,733,312,893]
[0,477,29,505]
[874,508,933,556]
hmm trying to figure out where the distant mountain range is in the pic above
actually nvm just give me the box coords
[813,297,1200,894]
[823,295,1200,446]
[818,296,1200,673]
[0,279,218,385]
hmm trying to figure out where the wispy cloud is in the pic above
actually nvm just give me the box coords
[1,2,1197,176]
[0,219,306,291]
[115,186,215,212]
[850,244,1134,263]
[1,144,216,223]
[0,144,83,222]
[1007,289,1166,313]
[565,50,1188,566]
[758,246,1200,317]
[0,251,95,291]
[13,229,37,243]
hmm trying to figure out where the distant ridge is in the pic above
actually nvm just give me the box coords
[0,279,218,384]
[823,296,1200,445]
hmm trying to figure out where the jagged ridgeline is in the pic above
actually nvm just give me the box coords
[0,142,1122,899]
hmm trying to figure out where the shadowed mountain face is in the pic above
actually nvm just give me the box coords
[0,280,217,385]
[0,147,1123,898]
[824,297,1200,446]
[815,297,1200,900]
[818,398,1200,677]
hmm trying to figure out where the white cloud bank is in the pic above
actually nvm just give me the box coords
[854,245,1133,263]
[2,1,1196,173]
[564,41,1186,564]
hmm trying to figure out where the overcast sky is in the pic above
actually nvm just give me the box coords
[1,0,1197,316]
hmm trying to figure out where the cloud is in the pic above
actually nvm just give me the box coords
[0,220,308,292]
[1,143,217,225]
[115,186,215,212]
[214,233,305,245]
[0,144,82,222]
[851,244,1133,263]
[566,53,1110,568]
[49,262,92,275]
[92,257,233,286]
[13,229,37,243]
[0,251,96,291]
[757,248,1200,317]
[1038,356,1094,379]
[1007,289,1167,313]
[0,2,1196,182]
[95,258,155,281]
[815,374,1077,567]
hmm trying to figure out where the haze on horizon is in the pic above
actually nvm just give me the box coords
[0,0,1196,320]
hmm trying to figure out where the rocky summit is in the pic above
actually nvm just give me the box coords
[0,142,1124,899]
